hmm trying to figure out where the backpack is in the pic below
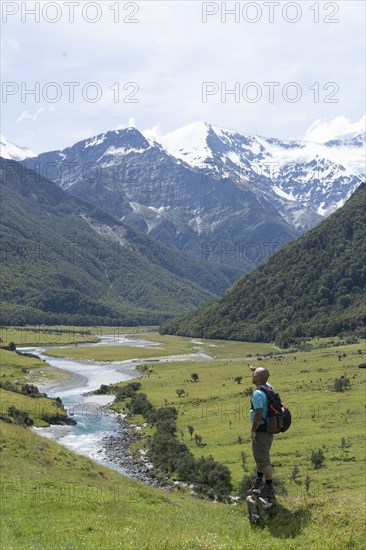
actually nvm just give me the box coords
[256,386,291,434]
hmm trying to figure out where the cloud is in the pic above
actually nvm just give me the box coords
[17,106,54,123]
[142,123,161,140]
[115,117,137,130]
[304,115,365,143]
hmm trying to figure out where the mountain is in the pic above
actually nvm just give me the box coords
[0,158,242,326]
[159,122,365,219]
[24,128,299,270]
[0,135,35,161]
[160,183,366,344]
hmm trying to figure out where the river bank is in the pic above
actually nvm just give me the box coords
[102,414,173,489]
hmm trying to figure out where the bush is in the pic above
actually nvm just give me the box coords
[311,448,325,468]
[115,382,142,401]
[194,455,232,501]
[129,393,154,416]
[334,376,351,392]
[94,384,111,395]
[21,384,46,398]
[7,406,33,426]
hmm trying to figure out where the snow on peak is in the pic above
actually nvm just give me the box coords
[84,133,107,148]
[0,135,35,160]
[159,121,213,166]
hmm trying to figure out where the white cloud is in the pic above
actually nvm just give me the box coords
[115,117,137,131]
[2,1,365,151]
[16,106,54,124]
[304,115,365,143]
[142,123,161,140]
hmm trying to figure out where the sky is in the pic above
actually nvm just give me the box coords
[1,0,365,153]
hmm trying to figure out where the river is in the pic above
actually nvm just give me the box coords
[20,335,212,480]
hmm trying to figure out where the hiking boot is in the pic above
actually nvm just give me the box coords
[246,478,263,495]
[252,483,275,500]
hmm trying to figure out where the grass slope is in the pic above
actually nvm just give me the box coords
[160,183,366,343]
[3,421,365,550]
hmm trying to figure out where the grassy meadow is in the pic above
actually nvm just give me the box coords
[43,334,276,362]
[0,326,99,347]
[111,335,366,497]
[1,327,365,548]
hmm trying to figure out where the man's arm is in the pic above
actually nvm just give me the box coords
[251,408,263,444]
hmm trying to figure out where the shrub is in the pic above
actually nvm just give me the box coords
[7,406,33,426]
[115,382,142,401]
[194,455,232,501]
[333,376,351,392]
[129,393,154,416]
[311,448,325,468]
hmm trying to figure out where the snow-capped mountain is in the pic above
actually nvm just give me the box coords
[0,135,35,161]
[23,121,364,270]
[24,127,298,270]
[158,122,365,219]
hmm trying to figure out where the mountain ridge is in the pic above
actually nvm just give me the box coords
[24,127,298,270]
[0,157,242,325]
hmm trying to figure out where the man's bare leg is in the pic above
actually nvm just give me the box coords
[262,464,272,481]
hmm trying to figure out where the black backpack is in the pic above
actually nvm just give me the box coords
[256,386,291,434]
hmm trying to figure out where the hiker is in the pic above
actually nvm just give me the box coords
[247,365,275,499]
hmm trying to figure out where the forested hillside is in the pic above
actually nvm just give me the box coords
[0,158,241,325]
[160,183,366,345]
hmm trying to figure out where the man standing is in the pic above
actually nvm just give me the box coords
[247,365,275,499]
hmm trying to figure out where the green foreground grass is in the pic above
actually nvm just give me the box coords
[1,328,365,548]
[1,421,365,550]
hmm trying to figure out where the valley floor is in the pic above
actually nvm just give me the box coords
[1,327,365,549]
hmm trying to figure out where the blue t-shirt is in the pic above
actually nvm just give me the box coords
[250,384,272,424]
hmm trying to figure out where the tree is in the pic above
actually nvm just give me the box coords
[340,437,351,449]
[234,376,243,384]
[191,373,199,382]
[194,434,203,446]
[8,341,16,352]
[305,474,311,495]
[311,448,325,469]
[176,389,185,398]
[290,465,300,483]
[187,425,194,440]
[240,451,247,471]
[334,376,351,392]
